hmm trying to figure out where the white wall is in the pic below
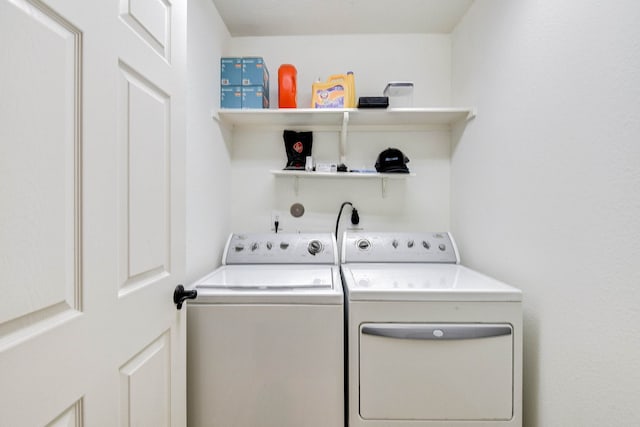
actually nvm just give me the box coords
[451,1,640,425]
[185,0,232,284]
[227,35,453,235]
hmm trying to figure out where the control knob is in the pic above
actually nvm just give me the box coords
[392,239,399,249]
[251,242,259,252]
[308,240,323,256]
[266,242,273,250]
[407,240,414,248]
[422,241,431,250]
[357,239,371,251]
[280,242,289,250]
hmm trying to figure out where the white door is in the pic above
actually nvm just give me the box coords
[0,0,187,425]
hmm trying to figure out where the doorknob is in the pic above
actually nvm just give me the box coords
[173,284,197,310]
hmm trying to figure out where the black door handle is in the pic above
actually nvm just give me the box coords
[173,284,197,310]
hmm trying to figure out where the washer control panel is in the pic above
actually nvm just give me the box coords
[342,232,459,264]
[224,232,337,265]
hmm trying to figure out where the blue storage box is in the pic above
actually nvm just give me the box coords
[221,57,242,86]
[242,57,269,87]
[242,85,269,109]
[221,85,242,109]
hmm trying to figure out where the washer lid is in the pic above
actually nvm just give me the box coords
[198,265,333,290]
[341,264,522,302]
[191,265,343,304]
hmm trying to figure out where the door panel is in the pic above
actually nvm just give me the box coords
[46,401,83,427]
[0,0,81,336]
[120,0,171,60]
[117,61,171,292]
[120,331,171,427]
[0,0,186,425]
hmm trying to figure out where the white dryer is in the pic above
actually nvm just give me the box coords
[188,232,343,427]
[341,232,523,427]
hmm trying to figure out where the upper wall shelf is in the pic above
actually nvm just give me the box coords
[214,108,476,132]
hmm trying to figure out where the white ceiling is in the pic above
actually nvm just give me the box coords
[211,0,474,37]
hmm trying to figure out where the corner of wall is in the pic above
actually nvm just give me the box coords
[185,0,233,284]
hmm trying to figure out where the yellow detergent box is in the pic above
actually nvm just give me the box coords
[312,72,356,108]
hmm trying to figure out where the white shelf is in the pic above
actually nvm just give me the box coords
[213,107,474,197]
[271,170,415,179]
[216,108,350,129]
[271,169,415,198]
[214,107,475,131]
[348,108,475,130]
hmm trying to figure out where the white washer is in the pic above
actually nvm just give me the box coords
[341,232,523,427]
[188,232,344,427]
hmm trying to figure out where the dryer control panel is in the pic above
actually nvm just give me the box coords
[224,232,338,265]
[341,232,459,264]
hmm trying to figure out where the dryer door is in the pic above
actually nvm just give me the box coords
[359,323,513,421]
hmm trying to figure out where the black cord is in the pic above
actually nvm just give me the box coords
[335,202,360,239]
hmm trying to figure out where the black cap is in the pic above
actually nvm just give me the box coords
[375,148,410,173]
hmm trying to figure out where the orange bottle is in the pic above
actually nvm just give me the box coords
[278,64,297,108]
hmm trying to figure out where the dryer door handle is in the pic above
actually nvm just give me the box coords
[361,324,512,340]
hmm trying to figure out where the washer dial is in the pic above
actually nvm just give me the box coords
[308,239,323,255]
[357,239,371,251]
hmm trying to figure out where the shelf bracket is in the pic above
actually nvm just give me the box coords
[466,108,477,122]
[339,111,349,165]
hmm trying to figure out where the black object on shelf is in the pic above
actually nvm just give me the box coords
[283,130,312,170]
[358,96,389,109]
[375,147,410,173]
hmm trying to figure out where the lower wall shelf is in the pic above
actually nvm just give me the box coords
[270,170,415,197]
